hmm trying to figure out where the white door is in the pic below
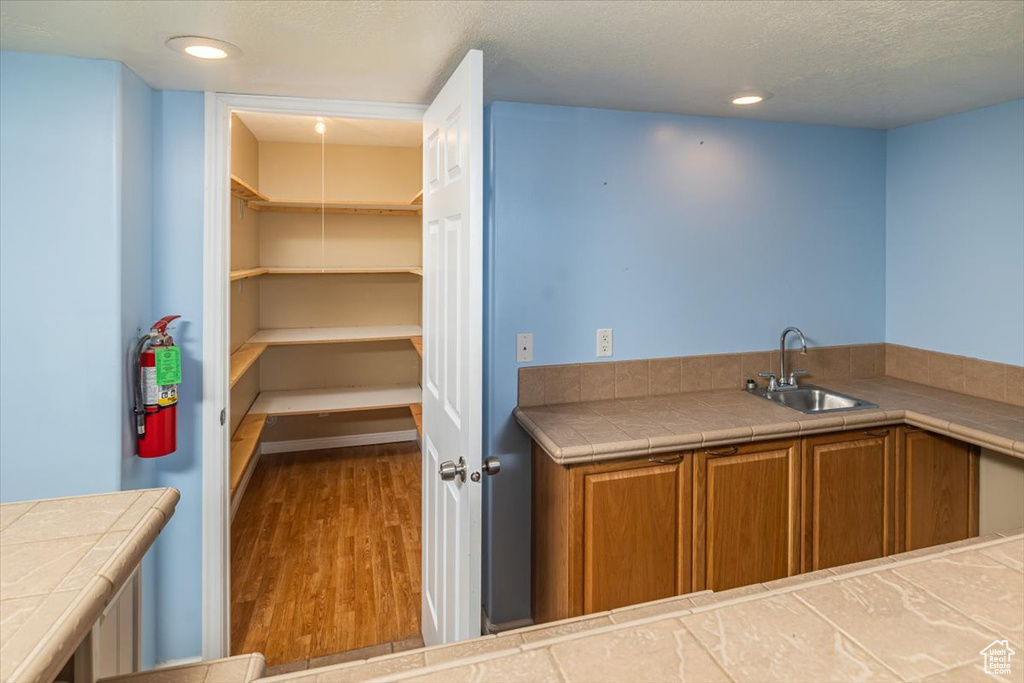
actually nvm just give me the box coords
[421,49,484,646]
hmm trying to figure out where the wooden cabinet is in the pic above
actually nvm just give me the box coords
[896,426,978,551]
[583,460,690,613]
[693,439,800,591]
[801,429,894,572]
[531,425,981,625]
[532,444,691,622]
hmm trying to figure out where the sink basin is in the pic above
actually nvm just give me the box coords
[754,385,878,414]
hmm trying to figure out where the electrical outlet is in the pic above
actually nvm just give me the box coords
[516,333,533,363]
[596,328,613,357]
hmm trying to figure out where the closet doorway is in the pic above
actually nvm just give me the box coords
[224,110,426,667]
[203,47,484,667]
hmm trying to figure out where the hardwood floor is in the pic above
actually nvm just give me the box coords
[231,441,422,667]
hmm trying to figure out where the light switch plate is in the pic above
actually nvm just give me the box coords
[597,328,613,357]
[516,333,533,363]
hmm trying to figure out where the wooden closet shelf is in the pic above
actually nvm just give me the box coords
[410,190,423,205]
[267,267,424,276]
[230,266,423,280]
[230,175,269,202]
[229,343,268,387]
[411,336,423,357]
[248,325,423,346]
[230,267,269,281]
[251,199,421,217]
[251,384,422,417]
[230,412,268,499]
[409,403,422,437]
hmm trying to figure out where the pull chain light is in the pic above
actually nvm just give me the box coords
[316,117,326,271]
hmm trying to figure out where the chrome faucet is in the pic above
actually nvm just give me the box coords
[760,326,808,392]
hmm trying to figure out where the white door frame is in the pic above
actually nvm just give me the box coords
[201,92,427,659]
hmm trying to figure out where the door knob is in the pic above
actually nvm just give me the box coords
[439,456,466,483]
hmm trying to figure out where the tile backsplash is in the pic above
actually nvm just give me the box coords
[886,344,1023,406]
[518,343,885,407]
[518,343,1023,408]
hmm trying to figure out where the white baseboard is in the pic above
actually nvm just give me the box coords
[260,429,418,455]
[229,444,262,523]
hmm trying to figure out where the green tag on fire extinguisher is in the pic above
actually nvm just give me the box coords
[155,346,182,386]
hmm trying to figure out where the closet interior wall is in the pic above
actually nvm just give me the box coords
[230,114,261,437]
[228,113,424,483]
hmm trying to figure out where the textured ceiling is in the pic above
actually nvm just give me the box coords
[1,0,1022,128]
[236,112,422,146]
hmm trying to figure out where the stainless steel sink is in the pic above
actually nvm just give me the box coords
[753,385,878,414]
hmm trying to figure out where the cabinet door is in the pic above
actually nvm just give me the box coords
[581,456,690,613]
[801,429,894,572]
[694,440,799,591]
[897,427,978,552]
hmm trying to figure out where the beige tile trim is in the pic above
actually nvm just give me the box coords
[101,654,267,683]
[516,343,1022,464]
[344,534,1024,683]
[516,400,1021,465]
[1,489,179,683]
[886,343,1023,407]
[518,343,887,407]
[519,343,1022,409]
[5,578,110,683]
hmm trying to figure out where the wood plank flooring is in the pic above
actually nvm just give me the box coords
[231,441,421,667]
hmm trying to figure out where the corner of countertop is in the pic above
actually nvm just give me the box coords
[513,407,569,463]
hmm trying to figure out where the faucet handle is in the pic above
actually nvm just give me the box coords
[758,372,779,391]
[788,370,807,386]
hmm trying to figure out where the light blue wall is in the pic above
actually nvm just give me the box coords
[886,99,1024,365]
[482,102,887,623]
[117,63,158,667]
[0,52,123,500]
[149,90,206,664]
[119,64,156,489]
[0,52,203,666]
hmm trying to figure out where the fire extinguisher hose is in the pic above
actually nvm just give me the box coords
[133,332,158,434]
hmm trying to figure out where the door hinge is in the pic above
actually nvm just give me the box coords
[219,408,226,426]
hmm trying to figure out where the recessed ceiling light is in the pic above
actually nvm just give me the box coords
[731,92,773,106]
[166,36,242,60]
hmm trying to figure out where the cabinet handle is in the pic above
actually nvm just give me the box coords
[863,429,890,437]
[649,454,684,464]
[704,446,738,456]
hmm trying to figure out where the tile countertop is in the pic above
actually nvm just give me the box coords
[257,532,1024,682]
[0,488,179,683]
[514,376,1024,464]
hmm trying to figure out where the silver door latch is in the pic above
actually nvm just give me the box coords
[440,456,502,483]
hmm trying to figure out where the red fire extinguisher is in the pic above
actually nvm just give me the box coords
[134,315,181,458]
